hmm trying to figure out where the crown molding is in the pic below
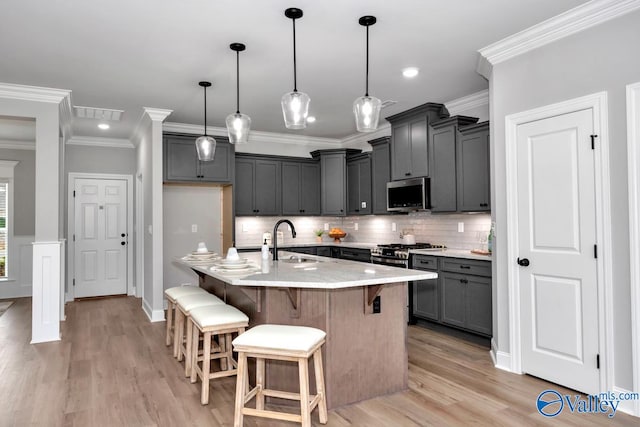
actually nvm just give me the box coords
[163,122,341,147]
[0,139,35,150]
[445,90,489,116]
[0,82,71,104]
[340,123,391,149]
[476,0,640,78]
[67,136,134,149]
[144,107,172,122]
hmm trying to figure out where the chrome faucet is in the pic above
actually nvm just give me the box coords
[273,219,297,261]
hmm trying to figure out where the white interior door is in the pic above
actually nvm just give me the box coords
[516,108,600,395]
[74,178,128,298]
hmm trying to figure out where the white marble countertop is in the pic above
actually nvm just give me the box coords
[410,248,493,261]
[176,251,436,289]
[236,242,378,250]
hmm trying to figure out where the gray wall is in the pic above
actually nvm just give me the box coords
[490,9,640,390]
[0,148,35,236]
[65,144,136,175]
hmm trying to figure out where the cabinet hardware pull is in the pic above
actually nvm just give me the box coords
[459,278,468,284]
[460,265,471,269]
[405,172,411,176]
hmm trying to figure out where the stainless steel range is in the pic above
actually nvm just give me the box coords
[370,243,445,268]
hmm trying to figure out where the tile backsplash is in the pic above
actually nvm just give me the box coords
[235,212,491,251]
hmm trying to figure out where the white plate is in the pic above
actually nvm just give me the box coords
[182,255,220,264]
[217,263,253,270]
[190,251,218,257]
[219,258,248,265]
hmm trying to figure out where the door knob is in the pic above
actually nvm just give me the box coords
[121,233,126,237]
[517,257,530,267]
[121,241,126,246]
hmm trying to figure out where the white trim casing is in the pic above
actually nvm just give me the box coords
[142,298,164,323]
[66,136,134,149]
[67,173,134,300]
[613,387,638,416]
[0,139,35,150]
[490,338,512,372]
[135,172,144,299]
[476,0,640,78]
[504,92,613,394]
[626,81,640,417]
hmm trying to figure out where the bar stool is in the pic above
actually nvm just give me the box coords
[164,285,207,347]
[189,304,249,405]
[232,324,328,427]
[174,293,225,377]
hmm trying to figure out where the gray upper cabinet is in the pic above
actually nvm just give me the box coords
[235,155,281,216]
[458,122,490,212]
[385,103,449,181]
[164,134,234,183]
[429,116,478,212]
[312,149,361,216]
[347,153,372,215]
[368,137,391,214]
[281,160,320,215]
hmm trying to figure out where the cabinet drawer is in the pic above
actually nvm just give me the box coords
[411,255,437,270]
[339,248,371,262]
[440,258,491,277]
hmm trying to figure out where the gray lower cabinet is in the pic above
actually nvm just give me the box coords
[368,137,391,214]
[412,255,492,337]
[235,155,281,216]
[347,153,372,215]
[412,255,439,321]
[316,246,332,257]
[458,122,490,212]
[164,134,234,183]
[281,161,321,215]
[428,116,478,212]
[338,247,371,262]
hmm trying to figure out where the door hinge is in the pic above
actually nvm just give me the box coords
[590,134,598,150]
[596,354,600,369]
[73,234,75,242]
[73,278,75,287]
[594,244,598,259]
[73,190,76,197]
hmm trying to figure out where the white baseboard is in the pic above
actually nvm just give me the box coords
[128,286,136,297]
[142,298,165,323]
[491,338,513,372]
[612,387,639,417]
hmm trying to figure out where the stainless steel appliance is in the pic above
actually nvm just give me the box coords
[387,177,431,212]
[370,243,445,267]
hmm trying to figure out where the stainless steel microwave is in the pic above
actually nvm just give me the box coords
[387,177,431,212]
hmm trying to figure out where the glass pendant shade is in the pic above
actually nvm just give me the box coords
[281,91,310,129]
[195,135,216,161]
[226,112,251,144]
[353,95,381,132]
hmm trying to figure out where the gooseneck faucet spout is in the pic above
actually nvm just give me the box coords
[273,219,297,261]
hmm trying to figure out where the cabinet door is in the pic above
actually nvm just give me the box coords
[321,153,346,216]
[440,272,466,329]
[457,129,490,212]
[300,163,320,215]
[199,140,232,182]
[316,246,331,257]
[465,275,492,336]
[281,162,302,215]
[235,158,255,215]
[391,123,412,180]
[409,118,429,178]
[254,159,281,215]
[429,126,457,212]
[164,138,198,181]
[371,141,390,214]
[413,277,439,321]
[347,161,360,215]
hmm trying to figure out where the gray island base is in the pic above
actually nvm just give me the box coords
[179,252,436,409]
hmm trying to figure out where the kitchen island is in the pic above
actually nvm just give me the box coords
[177,251,436,409]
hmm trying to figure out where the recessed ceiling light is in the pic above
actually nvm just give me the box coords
[307,116,316,123]
[98,123,110,130]
[402,67,419,78]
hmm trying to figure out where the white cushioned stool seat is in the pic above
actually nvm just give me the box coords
[177,293,224,312]
[233,324,326,355]
[164,285,207,347]
[189,304,249,405]
[232,324,328,427]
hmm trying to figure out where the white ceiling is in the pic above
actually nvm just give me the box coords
[0,0,587,141]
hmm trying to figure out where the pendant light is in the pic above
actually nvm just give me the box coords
[226,43,251,144]
[195,81,216,161]
[281,7,310,129]
[353,16,382,133]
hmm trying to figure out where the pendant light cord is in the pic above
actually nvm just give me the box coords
[292,18,298,92]
[365,24,369,97]
[236,51,240,113]
[203,86,208,136]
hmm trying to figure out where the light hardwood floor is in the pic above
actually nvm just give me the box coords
[0,296,637,426]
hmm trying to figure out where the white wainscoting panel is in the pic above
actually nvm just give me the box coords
[31,241,62,343]
[0,235,34,299]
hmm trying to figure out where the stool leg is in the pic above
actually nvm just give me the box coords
[173,309,183,358]
[190,324,199,384]
[201,331,212,405]
[225,333,234,371]
[184,317,193,374]
[165,300,173,346]
[256,357,265,410]
[313,349,328,424]
[298,357,311,427]
[219,334,228,371]
[233,352,247,427]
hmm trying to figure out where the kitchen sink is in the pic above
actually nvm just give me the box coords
[280,255,321,264]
